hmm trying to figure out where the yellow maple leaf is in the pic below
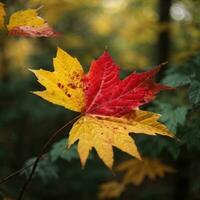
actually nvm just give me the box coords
[68,110,173,168]
[98,181,125,199]
[7,9,45,30]
[31,48,85,112]
[0,2,6,30]
[115,158,175,185]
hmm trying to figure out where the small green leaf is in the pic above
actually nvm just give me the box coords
[23,158,59,183]
[154,103,188,132]
[162,73,190,87]
[50,139,78,162]
[189,80,200,105]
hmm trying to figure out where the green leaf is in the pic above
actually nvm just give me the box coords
[135,135,180,159]
[162,73,190,87]
[23,158,59,183]
[178,118,200,151]
[50,139,79,162]
[189,80,200,105]
[156,103,188,132]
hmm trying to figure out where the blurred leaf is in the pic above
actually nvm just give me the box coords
[178,117,200,151]
[24,157,59,184]
[115,158,175,186]
[0,2,5,30]
[155,103,188,132]
[98,158,175,199]
[135,135,180,159]
[98,181,125,199]
[50,139,78,162]
[162,73,190,87]
[189,80,200,105]
[7,9,59,37]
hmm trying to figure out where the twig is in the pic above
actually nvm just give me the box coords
[0,162,34,185]
[17,114,82,200]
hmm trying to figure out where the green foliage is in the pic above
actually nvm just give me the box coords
[23,139,79,183]
[163,54,200,107]
[161,106,188,132]
[135,102,188,159]
[50,139,78,162]
[162,73,191,87]
[154,102,188,132]
[24,158,59,184]
[189,80,200,105]
[178,117,200,151]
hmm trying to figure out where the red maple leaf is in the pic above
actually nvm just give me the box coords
[83,51,172,117]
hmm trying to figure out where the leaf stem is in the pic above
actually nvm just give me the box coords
[0,162,34,185]
[17,114,82,200]
[0,114,81,199]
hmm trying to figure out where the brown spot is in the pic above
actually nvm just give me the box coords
[73,71,80,78]
[57,83,61,88]
[64,88,68,94]
[70,72,80,81]
[68,83,77,89]
[67,94,71,97]
[57,82,64,89]
[96,116,103,120]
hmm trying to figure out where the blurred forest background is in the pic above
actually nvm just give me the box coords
[1,0,200,199]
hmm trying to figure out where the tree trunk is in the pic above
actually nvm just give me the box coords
[173,147,190,200]
[157,0,172,80]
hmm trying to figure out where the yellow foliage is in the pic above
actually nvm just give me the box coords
[0,2,5,30]
[62,34,85,49]
[5,38,36,73]
[90,13,112,36]
[68,110,173,168]
[31,48,85,112]
[116,158,175,185]
[29,0,100,24]
[98,181,125,199]
[7,9,45,30]
[98,158,175,199]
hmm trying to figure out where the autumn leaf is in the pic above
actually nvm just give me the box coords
[115,158,175,186]
[98,158,175,199]
[83,52,171,116]
[31,48,174,168]
[68,110,173,168]
[98,181,125,199]
[0,2,5,30]
[7,9,59,37]
[31,48,85,112]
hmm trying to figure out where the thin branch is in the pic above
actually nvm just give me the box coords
[17,114,82,200]
[0,153,49,186]
[0,162,34,185]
